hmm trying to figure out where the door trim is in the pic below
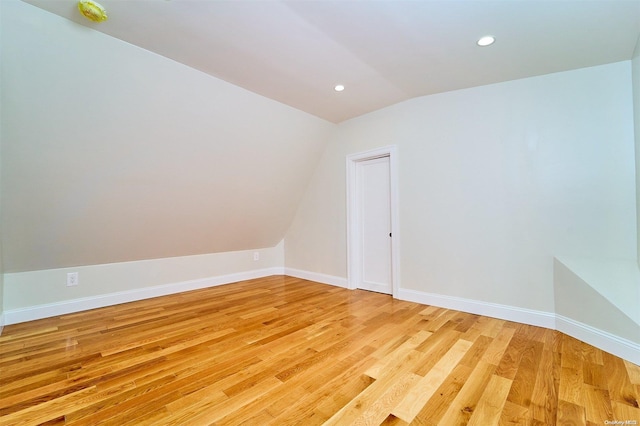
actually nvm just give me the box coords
[346,145,400,296]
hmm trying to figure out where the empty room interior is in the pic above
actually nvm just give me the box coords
[1,0,640,424]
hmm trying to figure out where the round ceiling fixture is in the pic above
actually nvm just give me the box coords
[78,1,108,22]
[477,36,495,47]
[334,84,345,92]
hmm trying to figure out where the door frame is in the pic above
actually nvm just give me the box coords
[346,145,400,296]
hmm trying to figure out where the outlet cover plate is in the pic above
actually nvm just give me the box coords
[67,272,79,287]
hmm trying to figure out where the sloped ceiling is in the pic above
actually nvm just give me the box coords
[1,0,334,272]
[3,0,640,273]
[22,0,640,123]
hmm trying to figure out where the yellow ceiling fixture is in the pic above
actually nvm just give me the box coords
[77,1,108,23]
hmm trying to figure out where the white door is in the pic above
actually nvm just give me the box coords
[356,156,392,294]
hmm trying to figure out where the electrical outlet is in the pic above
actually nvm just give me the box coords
[253,252,260,261]
[67,272,79,287]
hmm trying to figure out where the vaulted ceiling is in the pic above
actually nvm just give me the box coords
[4,0,640,273]
[3,0,335,272]
[23,0,640,123]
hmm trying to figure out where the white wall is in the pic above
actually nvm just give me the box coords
[0,0,5,333]
[633,34,640,268]
[3,242,284,324]
[285,138,349,278]
[286,61,637,315]
[1,0,334,274]
[553,258,638,363]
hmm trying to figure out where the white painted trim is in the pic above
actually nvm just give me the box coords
[346,154,359,291]
[5,265,637,364]
[397,287,639,365]
[556,314,640,365]
[396,288,556,329]
[346,145,400,295]
[284,268,348,288]
[4,267,284,325]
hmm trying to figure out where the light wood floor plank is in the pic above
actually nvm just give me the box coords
[352,373,421,426]
[556,399,587,426]
[0,275,637,425]
[625,360,640,385]
[391,339,472,422]
[481,326,515,365]
[438,359,496,425]
[467,374,512,425]
[364,330,433,380]
[530,348,560,425]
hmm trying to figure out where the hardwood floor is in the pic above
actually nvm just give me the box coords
[1,275,638,425]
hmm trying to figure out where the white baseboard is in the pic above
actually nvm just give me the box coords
[556,314,640,365]
[397,287,639,365]
[396,288,556,329]
[4,267,284,325]
[4,267,637,365]
[284,268,348,288]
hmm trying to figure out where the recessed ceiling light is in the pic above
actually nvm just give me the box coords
[334,84,345,92]
[477,36,495,46]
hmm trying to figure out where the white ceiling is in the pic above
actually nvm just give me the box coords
[22,0,640,123]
